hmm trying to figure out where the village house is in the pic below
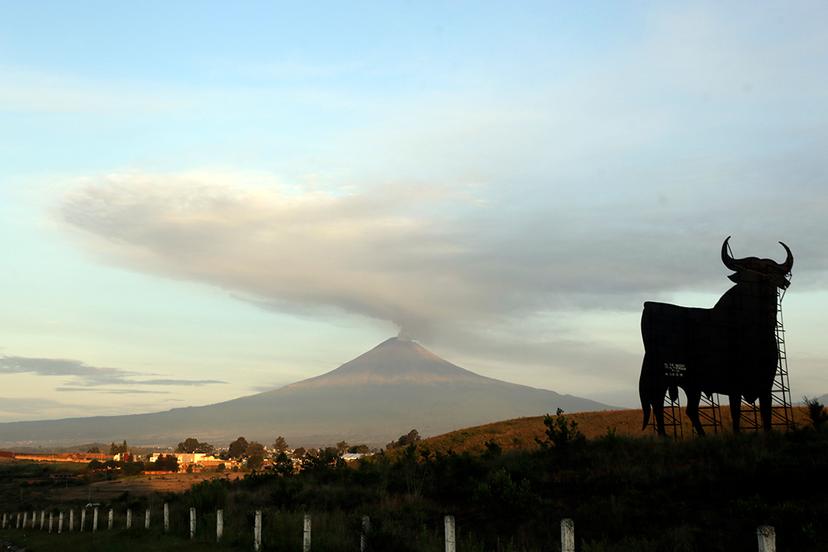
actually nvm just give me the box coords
[148,452,226,472]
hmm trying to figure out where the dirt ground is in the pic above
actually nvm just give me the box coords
[47,472,245,503]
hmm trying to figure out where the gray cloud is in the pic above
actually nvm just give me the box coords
[58,169,828,341]
[55,387,172,395]
[0,356,226,388]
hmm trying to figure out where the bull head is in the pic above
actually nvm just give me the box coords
[721,236,793,288]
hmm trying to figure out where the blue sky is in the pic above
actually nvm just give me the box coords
[1,2,827,421]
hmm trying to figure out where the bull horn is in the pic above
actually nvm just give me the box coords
[778,241,794,273]
[721,236,740,271]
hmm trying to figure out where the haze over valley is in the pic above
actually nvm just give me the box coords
[0,337,609,448]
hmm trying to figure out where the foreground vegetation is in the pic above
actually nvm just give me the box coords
[3,408,827,551]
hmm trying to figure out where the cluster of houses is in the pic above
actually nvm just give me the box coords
[1,447,373,474]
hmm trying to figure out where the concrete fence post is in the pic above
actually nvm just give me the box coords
[40,510,45,530]
[58,511,64,533]
[30,511,36,529]
[1,512,6,529]
[145,508,150,529]
[303,514,311,552]
[254,510,262,552]
[16,512,21,529]
[189,507,196,540]
[444,515,456,552]
[126,508,132,529]
[80,509,86,532]
[361,515,371,552]
[758,526,776,552]
[216,509,223,542]
[48,512,53,533]
[69,509,74,532]
[108,508,113,530]
[561,518,575,552]
[164,503,170,533]
[93,507,99,532]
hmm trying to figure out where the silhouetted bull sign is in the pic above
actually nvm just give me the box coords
[640,237,793,435]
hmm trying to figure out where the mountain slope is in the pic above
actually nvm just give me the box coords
[0,337,611,448]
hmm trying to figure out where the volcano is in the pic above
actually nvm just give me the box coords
[0,337,611,447]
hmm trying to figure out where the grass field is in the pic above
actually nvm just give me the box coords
[0,527,241,551]
[52,471,245,502]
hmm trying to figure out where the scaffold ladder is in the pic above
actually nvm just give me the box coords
[697,392,722,434]
[770,285,795,430]
[652,389,683,439]
[739,284,795,431]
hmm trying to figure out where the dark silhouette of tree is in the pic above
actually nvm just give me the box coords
[348,444,371,454]
[109,440,128,455]
[804,396,828,429]
[272,436,289,453]
[292,446,306,459]
[176,437,215,454]
[301,447,343,472]
[154,454,179,472]
[228,436,249,459]
[537,409,585,450]
[387,429,421,450]
[246,441,266,470]
[86,446,101,453]
[336,440,349,455]
[273,451,293,476]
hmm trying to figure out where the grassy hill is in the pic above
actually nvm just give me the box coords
[418,406,814,454]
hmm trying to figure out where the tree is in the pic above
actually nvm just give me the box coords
[154,454,179,472]
[348,444,371,454]
[537,409,585,450]
[387,429,421,450]
[109,440,128,455]
[176,437,215,454]
[336,441,349,455]
[87,446,101,454]
[301,447,343,472]
[228,436,249,459]
[804,397,828,429]
[273,451,293,476]
[246,441,266,470]
[292,447,306,459]
[272,436,289,454]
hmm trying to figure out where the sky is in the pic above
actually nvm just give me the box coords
[1,1,827,421]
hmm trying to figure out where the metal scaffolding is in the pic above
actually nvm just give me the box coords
[651,390,683,439]
[697,392,722,435]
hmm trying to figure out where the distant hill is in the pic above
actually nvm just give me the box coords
[0,337,611,448]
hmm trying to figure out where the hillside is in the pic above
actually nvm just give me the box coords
[417,405,815,454]
[0,337,611,448]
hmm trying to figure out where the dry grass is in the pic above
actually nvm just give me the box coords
[419,406,813,454]
[52,472,245,502]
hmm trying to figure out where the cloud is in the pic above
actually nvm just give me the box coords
[55,388,171,395]
[58,169,828,341]
[0,356,226,388]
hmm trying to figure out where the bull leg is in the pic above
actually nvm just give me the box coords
[729,393,742,433]
[759,391,773,432]
[653,401,667,437]
[685,390,705,437]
